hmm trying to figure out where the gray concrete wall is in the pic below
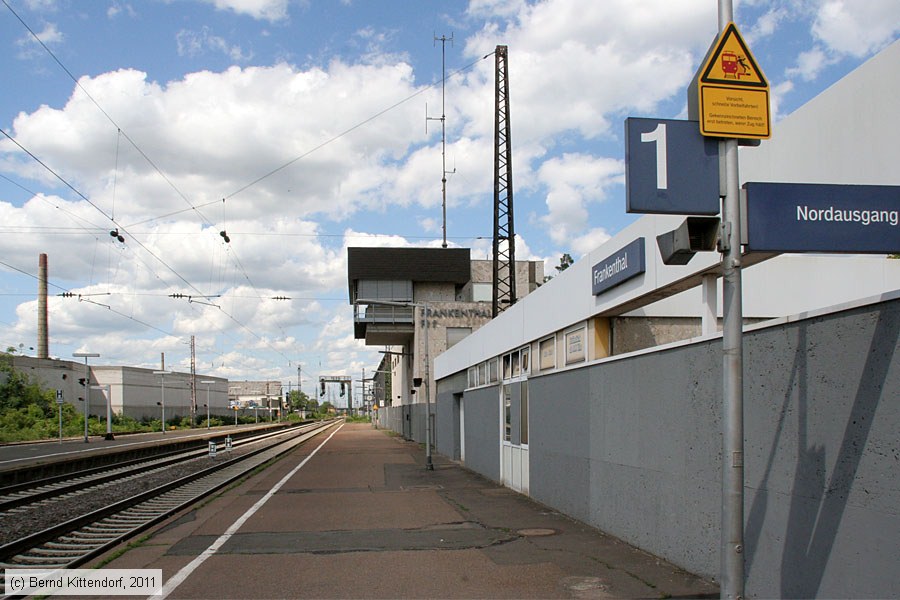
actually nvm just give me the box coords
[440,297,899,598]
[435,371,467,460]
[457,384,501,483]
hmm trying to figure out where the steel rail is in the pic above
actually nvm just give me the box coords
[0,419,338,571]
[0,423,309,512]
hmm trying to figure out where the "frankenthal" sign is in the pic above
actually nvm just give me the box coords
[592,238,646,296]
[744,182,899,253]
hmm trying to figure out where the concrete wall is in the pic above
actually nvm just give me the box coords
[454,384,501,483]
[439,296,899,598]
[435,371,467,460]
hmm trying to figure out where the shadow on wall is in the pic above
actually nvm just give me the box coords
[744,309,899,598]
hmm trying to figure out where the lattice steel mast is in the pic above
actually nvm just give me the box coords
[492,45,516,317]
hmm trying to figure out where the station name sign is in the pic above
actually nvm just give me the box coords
[744,182,899,253]
[592,238,646,296]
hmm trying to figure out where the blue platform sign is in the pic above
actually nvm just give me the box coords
[592,238,646,296]
[625,118,720,215]
[744,182,899,253]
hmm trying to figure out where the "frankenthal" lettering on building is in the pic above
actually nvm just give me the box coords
[594,255,628,285]
[592,238,645,296]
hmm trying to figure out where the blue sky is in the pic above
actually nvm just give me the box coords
[1,0,897,394]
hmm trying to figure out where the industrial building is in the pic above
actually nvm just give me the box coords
[4,354,230,423]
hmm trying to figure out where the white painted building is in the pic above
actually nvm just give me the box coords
[436,39,900,385]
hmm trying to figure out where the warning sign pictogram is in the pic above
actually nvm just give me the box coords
[696,22,770,139]
[700,23,767,87]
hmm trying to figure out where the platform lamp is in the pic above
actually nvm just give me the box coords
[73,352,100,443]
[200,380,215,429]
[153,370,173,434]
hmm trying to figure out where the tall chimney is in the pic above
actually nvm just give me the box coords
[38,253,49,359]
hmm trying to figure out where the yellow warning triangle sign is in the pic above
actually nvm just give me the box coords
[700,22,768,88]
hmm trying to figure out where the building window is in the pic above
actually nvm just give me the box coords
[501,346,531,382]
[357,279,413,302]
[447,327,472,348]
[520,381,528,445]
[488,358,499,383]
[477,362,487,386]
[503,384,512,441]
[473,282,492,303]
[467,367,476,388]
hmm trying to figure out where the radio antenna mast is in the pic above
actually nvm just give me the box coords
[427,33,455,248]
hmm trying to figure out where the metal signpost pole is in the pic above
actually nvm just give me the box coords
[73,352,100,443]
[105,386,112,439]
[423,302,433,471]
[718,1,745,598]
[201,380,214,429]
[153,370,172,434]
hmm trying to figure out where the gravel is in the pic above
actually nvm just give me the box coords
[0,442,267,547]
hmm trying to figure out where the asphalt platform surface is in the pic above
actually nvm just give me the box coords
[91,421,719,599]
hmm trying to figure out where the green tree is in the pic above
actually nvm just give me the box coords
[556,253,574,273]
[287,390,315,412]
[0,352,54,415]
[544,253,574,282]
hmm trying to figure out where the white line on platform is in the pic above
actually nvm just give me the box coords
[152,422,344,600]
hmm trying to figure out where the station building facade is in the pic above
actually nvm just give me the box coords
[347,246,543,438]
[429,41,900,598]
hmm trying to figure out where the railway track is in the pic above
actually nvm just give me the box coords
[0,419,338,574]
[0,424,309,513]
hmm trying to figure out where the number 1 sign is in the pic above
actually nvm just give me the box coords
[625,118,720,215]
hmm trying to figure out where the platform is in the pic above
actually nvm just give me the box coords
[90,422,718,599]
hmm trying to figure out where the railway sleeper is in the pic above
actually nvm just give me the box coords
[44,541,107,550]
[7,554,73,566]
[82,525,134,534]
[25,547,97,557]
[59,532,117,541]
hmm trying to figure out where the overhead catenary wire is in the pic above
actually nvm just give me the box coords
[0,259,282,375]
[2,0,217,230]
[3,3,254,343]
[2,1,492,378]
[0,129,295,369]
[222,52,493,202]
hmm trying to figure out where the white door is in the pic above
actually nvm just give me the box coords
[500,381,529,495]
